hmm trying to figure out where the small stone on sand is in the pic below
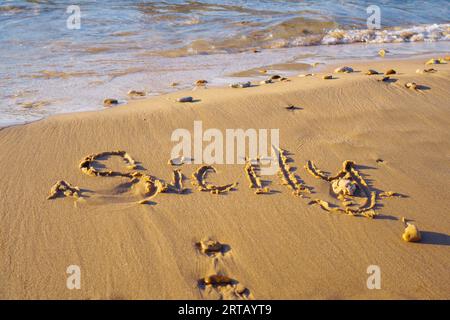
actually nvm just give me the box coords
[425,58,441,65]
[269,75,282,81]
[332,179,357,196]
[230,81,251,88]
[127,90,146,97]
[103,98,118,107]
[417,68,437,74]
[198,239,223,255]
[378,49,388,57]
[177,96,194,103]
[195,80,208,86]
[366,69,379,75]
[401,217,421,242]
[385,69,396,75]
[204,274,233,286]
[405,82,418,90]
[334,66,354,73]
[235,284,246,294]
[322,75,333,80]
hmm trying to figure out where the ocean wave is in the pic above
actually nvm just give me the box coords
[154,23,449,58]
[319,24,450,46]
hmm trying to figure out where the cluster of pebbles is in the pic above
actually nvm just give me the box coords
[101,55,448,109]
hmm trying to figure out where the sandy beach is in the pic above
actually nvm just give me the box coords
[0,56,449,300]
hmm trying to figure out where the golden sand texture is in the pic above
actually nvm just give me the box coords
[0,56,449,299]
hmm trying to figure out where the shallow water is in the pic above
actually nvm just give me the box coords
[0,0,449,126]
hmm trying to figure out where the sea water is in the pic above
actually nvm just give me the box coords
[0,0,449,126]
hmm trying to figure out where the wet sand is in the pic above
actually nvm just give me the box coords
[0,56,449,299]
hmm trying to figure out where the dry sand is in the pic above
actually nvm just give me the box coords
[0,56,449,299]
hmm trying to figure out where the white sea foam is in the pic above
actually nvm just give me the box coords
[298,23,450,46]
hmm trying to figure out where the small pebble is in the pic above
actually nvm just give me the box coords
[235,284,246,294]
[405,82,417,90]
[269,75,282,80]
[385,69,396,75]
[425,58,441,65]
[204,274,233,286]
[401,217,421,242]
[334,66,354,73]
[260,79,272,85]
[127,90,146,97]
[378,76,390,82]
[378,49,388,57]
[103,98,118,107]
[366,69,379,75]
[177,96,194,103]
[195,80,208,86]
[230,81,251,88]
[417,68,437,74]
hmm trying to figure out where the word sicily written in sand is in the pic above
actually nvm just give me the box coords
[48,149,404,221]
